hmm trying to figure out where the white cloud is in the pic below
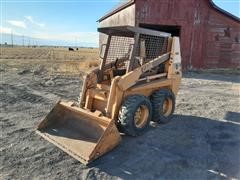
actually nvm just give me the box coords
[32,32,98,44]
[0,27,12,34]
[0,27,21,36]
[25,16,33,22]
[25,16,45,28]
[7,20,26,29]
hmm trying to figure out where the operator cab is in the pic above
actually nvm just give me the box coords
[97,26,171,85]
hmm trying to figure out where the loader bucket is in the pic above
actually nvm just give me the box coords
[36,101,121,164]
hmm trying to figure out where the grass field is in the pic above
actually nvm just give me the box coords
[0,47,100,76]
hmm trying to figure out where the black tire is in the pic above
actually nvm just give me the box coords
[151,89,175,123]
[118,95,152,136]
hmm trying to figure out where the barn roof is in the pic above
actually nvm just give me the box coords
[98,0,134,22]
[98,0,240,23]
[209,0,240,22]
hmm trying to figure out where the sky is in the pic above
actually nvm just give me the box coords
[0,0,239,47]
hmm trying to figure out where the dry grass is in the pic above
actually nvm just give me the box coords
[0,47,100,76]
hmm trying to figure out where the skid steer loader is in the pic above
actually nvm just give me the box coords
[36,26,182,164]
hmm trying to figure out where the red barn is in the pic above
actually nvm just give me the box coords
[98,0,240,70]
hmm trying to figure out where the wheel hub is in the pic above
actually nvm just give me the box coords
[162,98,173,117]
[134,105,149,128]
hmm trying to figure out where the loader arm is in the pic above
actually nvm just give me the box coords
[117,37,181,91]
[117,53,170,91]
[79,69,99,108]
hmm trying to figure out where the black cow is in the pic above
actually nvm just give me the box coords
[68,47,74,51]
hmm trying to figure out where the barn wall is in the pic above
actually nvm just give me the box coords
[204,6,240,68]
[135,0,240,69]
[135,0,198,70]
[99,4,135,47]
[98,0,240,70]
[99,4,135,28]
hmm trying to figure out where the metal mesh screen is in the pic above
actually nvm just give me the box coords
[105,34,168,70]
[106,36,134,67]
[137,34,168,62]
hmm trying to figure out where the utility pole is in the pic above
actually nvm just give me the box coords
[22,35,25,47]
[75,37,77,48]
[28,37,30,47]
[11,30,13,48]
[32,38,34,47]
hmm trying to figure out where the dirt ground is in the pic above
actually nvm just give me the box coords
[1,47,240,179]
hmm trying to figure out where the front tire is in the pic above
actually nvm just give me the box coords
[118,95,152,136]
[151,89,175,123]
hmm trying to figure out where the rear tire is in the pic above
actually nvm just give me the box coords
[151,89,175,123]
[118,95,152,136]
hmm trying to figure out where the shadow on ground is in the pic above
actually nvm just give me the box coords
[183,71,240,83]
[225,111,240,123]
[90,115,240,179]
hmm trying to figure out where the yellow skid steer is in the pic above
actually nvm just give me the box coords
[36,26,182,164]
